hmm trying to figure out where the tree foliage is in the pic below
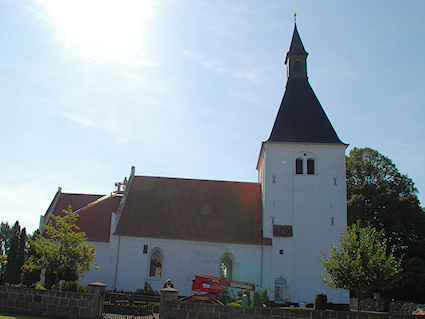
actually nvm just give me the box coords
[320,222,402,309]
[0,222,11,256]
[3,221,27,284]
[346,147,425,302]
[21,230,42,286]
[0,221,27,285]
[347,147,425,256]
[24,206,97,288]
[0,221,10,284]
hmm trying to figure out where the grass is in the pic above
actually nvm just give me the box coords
[0,314,59,319]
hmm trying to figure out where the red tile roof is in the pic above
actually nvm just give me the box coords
[43,193,120,242]
[114,176,268,245]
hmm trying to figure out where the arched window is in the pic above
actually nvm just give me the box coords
[295,152,316,175]
[294,61,301,72]
[149,249,162,277]
[220,256,232,279]
[295,158,303,174]
[307,158,315,175]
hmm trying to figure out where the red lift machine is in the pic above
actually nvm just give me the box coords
[181,275,256,305]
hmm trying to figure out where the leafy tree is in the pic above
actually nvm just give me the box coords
[319,222,402,311]
[23,206,97,288]
[253,290,263,307]
[347,147,425,255]
[261,289,270,307]
[3,221,27,284]
[346,147,425,302]
[0,221,10,284]
[0,221,28,285]
[21,230,42,286]
[0,253,6,284]
[0,222,11,256]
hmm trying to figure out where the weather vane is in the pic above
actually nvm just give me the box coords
[294,5,297,24]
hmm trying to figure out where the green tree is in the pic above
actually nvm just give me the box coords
[0,253,6,284]
[0,221,11,284]
[253,290,263,307]
[0,222,11,255]
[319,222,402,311]
[24,206,97,288]
[21,230,42,286]
[261,289,270,307]
[346,147,425,302]
[2,221,27,285]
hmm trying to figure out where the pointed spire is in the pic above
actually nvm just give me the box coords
[267,22,343,144]
[285,23,308,79]
[287,24,307,56]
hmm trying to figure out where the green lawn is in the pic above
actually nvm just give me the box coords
[0,314,59,319]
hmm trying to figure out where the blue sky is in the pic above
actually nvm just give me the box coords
[1,0,424,233]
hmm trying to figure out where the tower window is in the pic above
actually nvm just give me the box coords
[307,159,315,174]
[149,249,162,277]
[294,61,301,72]
[296,158,303,174]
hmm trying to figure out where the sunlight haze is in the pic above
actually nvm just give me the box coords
[1,0,424,233]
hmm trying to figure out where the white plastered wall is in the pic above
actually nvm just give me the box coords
[109,235,272,296]
[258,142,349,304]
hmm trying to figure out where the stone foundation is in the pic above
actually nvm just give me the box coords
[161,302,423,319]
[0,283,105,319]
[350,298,425,314]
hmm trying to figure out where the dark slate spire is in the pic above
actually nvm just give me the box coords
[267,24,343,144]
[287,24,307,57]
[285,23,308,79]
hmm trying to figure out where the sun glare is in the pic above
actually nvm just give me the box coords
[34,0,154,61]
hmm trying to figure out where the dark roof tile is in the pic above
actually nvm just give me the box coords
[267,78,343,144]
[114,176,267,245]
[43,193,119,242]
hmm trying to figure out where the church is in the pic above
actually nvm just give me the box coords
[40,23,349,304]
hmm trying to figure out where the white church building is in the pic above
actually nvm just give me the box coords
[40,24,349,304]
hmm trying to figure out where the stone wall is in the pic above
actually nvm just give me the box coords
[350,298,425,314]
[160,302,423,319]
[0,282,105,319]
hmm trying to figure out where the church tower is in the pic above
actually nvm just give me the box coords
[257,23,348,303]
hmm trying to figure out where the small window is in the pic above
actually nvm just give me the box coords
[307,159,315,175]
[296,158,303,174]
[143,245,148,254]
[220,256,232,279]
[294,61,301,72]
[149,249,162,277]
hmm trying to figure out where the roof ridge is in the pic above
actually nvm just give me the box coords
[134,175,260,185]
[60,192,106,197]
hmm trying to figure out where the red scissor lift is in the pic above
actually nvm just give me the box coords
[181,275,256,305]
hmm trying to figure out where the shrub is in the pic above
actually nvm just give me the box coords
[77,284,88,293]
[261,289,270,307]
[60,280,78,292]
[35,284,46,290]
[314,293,327,310]
[253,291,263,307]
[144,281,153,291]
[242,290,252,306]
[53,280,88,293]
